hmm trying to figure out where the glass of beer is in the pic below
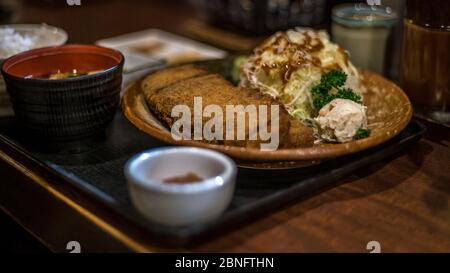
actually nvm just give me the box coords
[401,0,450,124]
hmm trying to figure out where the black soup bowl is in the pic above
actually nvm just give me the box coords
[1,44,124,142]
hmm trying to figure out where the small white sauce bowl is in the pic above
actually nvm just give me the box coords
[124,147,237,227]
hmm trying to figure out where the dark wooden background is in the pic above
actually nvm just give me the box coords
[1,0,449,252]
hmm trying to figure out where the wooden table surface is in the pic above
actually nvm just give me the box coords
[192,126,450,252]
[3,0,450,253]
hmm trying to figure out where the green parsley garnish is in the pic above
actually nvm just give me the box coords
[320,69,347,90]
[355,128,371,140]
[312,70,362,110]
[335,88,362,104]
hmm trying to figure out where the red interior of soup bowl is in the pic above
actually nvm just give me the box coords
[1,44,124,79]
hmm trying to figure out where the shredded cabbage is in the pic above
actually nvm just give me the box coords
[239,28,366,128]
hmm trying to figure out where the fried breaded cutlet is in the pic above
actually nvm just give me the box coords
[141,65,314,149]
[141,64,209,96]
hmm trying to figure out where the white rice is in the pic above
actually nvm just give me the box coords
[0,27,37,59]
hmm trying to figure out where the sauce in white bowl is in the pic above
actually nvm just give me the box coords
[124,147,237,227]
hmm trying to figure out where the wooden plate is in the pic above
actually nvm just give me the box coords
[122,59,412,167]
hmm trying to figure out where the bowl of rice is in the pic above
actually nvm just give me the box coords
[0,24,68,60]
[0,24,67,116]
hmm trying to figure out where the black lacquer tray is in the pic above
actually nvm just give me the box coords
[0,110,426,247]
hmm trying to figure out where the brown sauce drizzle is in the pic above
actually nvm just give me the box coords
[248,30,330,87]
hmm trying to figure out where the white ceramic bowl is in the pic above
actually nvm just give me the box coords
[0,24,68,60]
[124,147,237,227]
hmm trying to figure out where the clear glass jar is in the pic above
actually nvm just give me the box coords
[331,3,398,75]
